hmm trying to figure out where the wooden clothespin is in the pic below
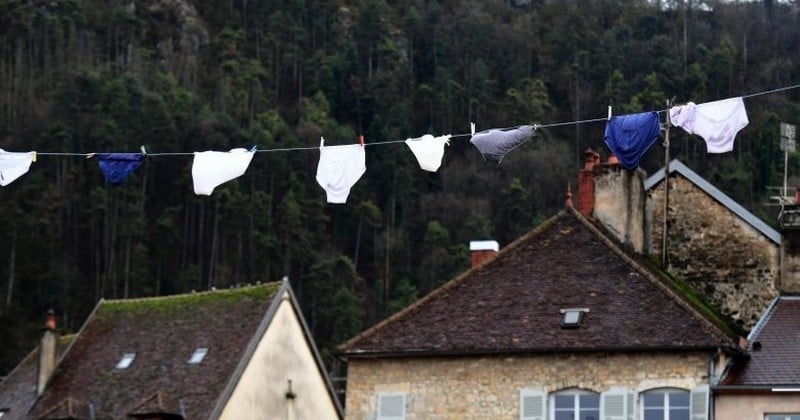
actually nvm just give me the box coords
[359,134,365,147]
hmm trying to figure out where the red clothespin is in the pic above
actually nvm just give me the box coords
[359,134,365,147]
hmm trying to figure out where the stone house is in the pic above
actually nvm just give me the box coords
[339,159,742,419]
[714,295,800,419]
[0,280,343,420]
[644,159,782,331]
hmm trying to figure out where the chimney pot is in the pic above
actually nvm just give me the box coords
[795,187,799,204]
[470,240,499,267]
[45,309,57,330]
[608,154,619,165]
[578,148,597,216]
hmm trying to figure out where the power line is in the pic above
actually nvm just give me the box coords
[10,82,800,158]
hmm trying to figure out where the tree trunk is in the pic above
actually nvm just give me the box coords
[5,230,16,307]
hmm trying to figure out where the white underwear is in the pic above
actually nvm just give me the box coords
[0,149,35,186]
[316,144,366,204]
[192,148,255,196]
[405,134,451,172]
[669,97,749,153]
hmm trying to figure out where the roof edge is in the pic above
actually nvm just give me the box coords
[342,345,721,359]
[208,280,344,420]
[208,280,283,419]
[573,209,739,343]
[644,159,780,244]
[337,211,569,353]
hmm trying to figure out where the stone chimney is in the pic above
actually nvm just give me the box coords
[37,309,58,396]
[577,149,647,254]
[470,240,499,267]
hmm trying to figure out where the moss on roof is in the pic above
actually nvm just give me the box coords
[100,282,282,314]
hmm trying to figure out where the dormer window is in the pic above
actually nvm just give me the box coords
[115,352,136,370]
[560,308,589,328]
[188,347,208,364]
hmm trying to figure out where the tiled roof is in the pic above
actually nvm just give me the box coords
[644,159,780,244]
[340,210,734,357]
[718,296,800,388]
[0,335,74,420]
[30,283,282,419]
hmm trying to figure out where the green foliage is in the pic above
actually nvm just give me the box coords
[1,0,799,374]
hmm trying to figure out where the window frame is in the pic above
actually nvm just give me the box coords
[765,415,800,420]
[549,388,601,420]
[641,388,691,420]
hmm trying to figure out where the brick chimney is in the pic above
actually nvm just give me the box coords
[37,309,58,396]
[470,240,499,267]
[578,148,600,216]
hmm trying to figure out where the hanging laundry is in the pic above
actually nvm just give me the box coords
[669,97,749,153]
[192,148,255,196]
[604,112,661,170]
[405,134,451,172]
[96,153,145,185]
[316,143,366,204]
[0,149,35,186]
[470,125,535,163]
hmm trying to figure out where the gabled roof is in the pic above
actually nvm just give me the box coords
[23,280,343,419]
[340,210,735,358]
[717,296,800,390]
[0,335,74,419]
[644,159,780,244]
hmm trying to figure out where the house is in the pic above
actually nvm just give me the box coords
[0,280,343,420]
[339,154,742,419]
[714,295,800,419]
[644,159,781,330]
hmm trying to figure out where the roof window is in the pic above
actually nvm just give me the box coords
[115,352,136,370]
[560,308,589,328]
[188,347,208,364]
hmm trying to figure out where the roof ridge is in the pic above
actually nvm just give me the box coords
[101,281,282,304]
[572,209,737,343]
[746,296,782,344]
[337,211,570,353]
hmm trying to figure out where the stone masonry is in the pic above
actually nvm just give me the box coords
[345,351,710,420]
[647,175,779,331]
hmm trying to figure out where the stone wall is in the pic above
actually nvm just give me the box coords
[345,351,710,420]
[647,175,779,331]
[593,165,647,254]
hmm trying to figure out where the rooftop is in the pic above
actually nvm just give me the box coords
[340,210,734,358]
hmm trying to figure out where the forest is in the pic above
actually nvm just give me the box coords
[1,0,799,374]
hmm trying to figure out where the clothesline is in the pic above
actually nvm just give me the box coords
[17,82,799,158]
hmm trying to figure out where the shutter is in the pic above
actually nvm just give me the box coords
[377,393,406,420]
[690,385,709,420]
[601,388,630,420]
[519,389,546,420]
[627,392,634,420]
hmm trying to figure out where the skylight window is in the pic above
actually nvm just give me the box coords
[560,308,590,328]
[115,352,136,370]
[188,347,208,364]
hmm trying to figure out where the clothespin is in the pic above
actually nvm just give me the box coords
[359,134,365,147]
[607,105,613,120]
[86,153,96,159]
[31,151,37,162]
[320,136,325,150]
[140,146,147,155]
[249,145,258,153]
[470,122,476,136]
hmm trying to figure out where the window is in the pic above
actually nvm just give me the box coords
[560,308,589,328]
[642,389,689,420]
[551,390,600,420]
[115,352,136,370]
[188,347,208,364]
[766,415,800,420]
[377,392,405,420]
[0,409,7,418]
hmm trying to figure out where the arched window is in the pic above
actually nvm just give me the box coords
[641,388,690,420]
[550,389,600,420]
